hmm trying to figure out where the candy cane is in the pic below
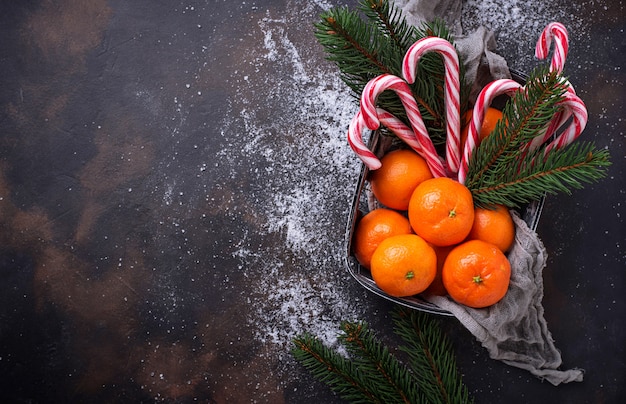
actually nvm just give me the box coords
[402,37,461,175]
[346,107,435,172]
[535,22,569,73]
[534,22,577,150]
[347,110,382,170]
[375,108,423,154]
[528,84,577,150]
[458,79,523,184]
[543,91,588,154]
[360,74,446,177]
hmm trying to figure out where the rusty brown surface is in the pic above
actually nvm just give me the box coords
[0,0,624,403]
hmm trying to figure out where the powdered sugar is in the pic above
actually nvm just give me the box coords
[215,4,368,362]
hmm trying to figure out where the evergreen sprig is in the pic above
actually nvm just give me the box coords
[392,309,473,404]
[291,308,473,403]
[291,332,380,402]
[466,67,611,208]
[470,141,611,208]
[358,0,420,67]
[314,0,469,144]
[339,321,422,403]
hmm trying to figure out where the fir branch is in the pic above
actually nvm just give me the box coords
[339,321,424,404]
[314,6,400,94]
[359,0,419,54]
[466,67,566,186]
[314,1,470,145]
[392,308,473,404]
[291,310,474,404]
[465,66,611,208]
[314,4,414,130]
[470,143,611,208]
[291,333,381,402]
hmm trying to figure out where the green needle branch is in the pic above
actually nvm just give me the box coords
[392,309,472,404]
[340,321,421,403]
[292,333,381,402]
[314,0,469,145]
[292,308,473,404]
[466,67,611,208]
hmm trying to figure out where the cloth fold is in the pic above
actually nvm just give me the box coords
[389,0,584,386]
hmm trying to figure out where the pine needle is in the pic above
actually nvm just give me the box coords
[392,308,473,404]
[470,142,611,208]
[291,307,473,403]
[291,333,382,403]
[465,67,611,208]
[339,321,424,403]
[314,0,470,145]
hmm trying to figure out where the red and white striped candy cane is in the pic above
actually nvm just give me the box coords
[528,84,577,151]
[402,37,461,176]
[375,108,423,155]
[458,79,523,184]
[360,74,447,177]
[543,91,588,154]
[534,22,577,150]
[347,109,382,170]
[535,22,569,73]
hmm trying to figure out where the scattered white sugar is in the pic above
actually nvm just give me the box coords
[310,0,335,12]
[213,4,368,363]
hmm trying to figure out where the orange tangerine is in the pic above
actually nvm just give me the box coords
[370,234,437,297]
[442,240,511,308]
[369,149,433,211]
[467,204,516,252]
[408,177,474,247]
[353,208,413,269]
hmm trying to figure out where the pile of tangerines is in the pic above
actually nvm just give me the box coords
[353,108,514,309]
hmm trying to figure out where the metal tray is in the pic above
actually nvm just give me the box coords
[344,71,543,315]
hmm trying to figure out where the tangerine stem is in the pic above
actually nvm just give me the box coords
[472,275,483,284]
[406,271,414,280]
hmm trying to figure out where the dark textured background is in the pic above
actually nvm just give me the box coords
[1,0,624,402]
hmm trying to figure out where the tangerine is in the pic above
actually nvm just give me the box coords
[467,204,516,252]
[353,208,413,269]
[442,239,511,308]
[370,149,433,210]
[408,177,474,247]
[370,234,437,297]
[460,107,503,150]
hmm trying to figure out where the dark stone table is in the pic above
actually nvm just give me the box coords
[1,1,623,402]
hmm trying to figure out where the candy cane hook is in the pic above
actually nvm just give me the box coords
[534,22,580,151]
[402,37,462,176]
[347,110,382,170]
[360,74,446,177]
[535,22,569,73]
[458,79,523,184]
